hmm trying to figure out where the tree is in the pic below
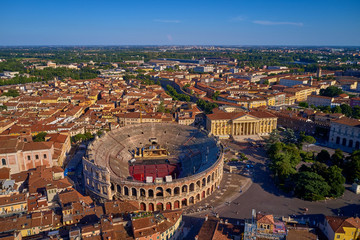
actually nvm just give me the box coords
[298,102,309,108]
[325,166,345,198]
[319,86,343,97]
[316,149,331,163]
[340,104,352,117]
[294,171,331,201]
[267,129,281,146]
[212,91,220,100]
[282,128,297,144]
[33,132,47,142]
[331,106,342,114]
[344,150,360,182]
[331,149,345,167]
[2,89,19,97]
[157,101,165,113]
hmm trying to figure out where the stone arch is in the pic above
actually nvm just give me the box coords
[140,188,146,197]
[189,183,195,192]
[189,196,194,205]
[149,203,154,211]
[111,183,115,191]
[196,180,201,189]
[202,191,205,199]
[356,141,360,149]
[196,194,200,201]
[207,175,211,184]
[349,139,353,148]
[131,188,137,197]
[207,188,210,196]
[166,202,172,210]
[140,202,146,211]
[342,138,347,146]
[156,202,164,211]
[174,187,180,195]
[148,189,154,198]
[336,136,340,144]
[212,172,215,181]
[211,185,214,193]
[202,178,206,187]
[156,187,164,197]
[124,186,129,196]
[174,200,180,209]
[181,198,187,207]
[117,185,121,193]
[166,188,172,197]
[182,185,188,193]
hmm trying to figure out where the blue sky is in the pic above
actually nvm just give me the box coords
[1,0,360,46]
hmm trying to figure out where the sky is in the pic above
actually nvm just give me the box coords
[1,0,360,46]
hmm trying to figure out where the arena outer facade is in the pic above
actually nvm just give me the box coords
[82,123,224,211]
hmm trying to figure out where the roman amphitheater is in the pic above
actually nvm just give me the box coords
[83,123,224,211]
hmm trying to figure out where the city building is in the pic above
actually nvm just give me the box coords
[206,110,277,138]
[328,117,360,151]
[320,216,360,240]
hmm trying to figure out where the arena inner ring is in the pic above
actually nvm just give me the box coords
[82,123,224,211]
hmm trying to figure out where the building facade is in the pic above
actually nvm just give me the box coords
[206,111,277,138]
[328,118,360,151]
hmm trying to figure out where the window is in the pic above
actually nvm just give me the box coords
[35,155,39,160]
[43,154,47,159]
[27,156,31,161]
[1,159,6,166]
[337,235,340,239]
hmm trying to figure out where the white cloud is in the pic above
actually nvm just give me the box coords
[154,19,181,23]
[253,20,303,27]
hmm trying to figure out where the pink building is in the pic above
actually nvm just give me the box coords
[0,138,54,174]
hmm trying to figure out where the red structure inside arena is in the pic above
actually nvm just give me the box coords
[129,163,180,182]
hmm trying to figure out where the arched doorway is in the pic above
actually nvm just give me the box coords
[181,198,187,207]
[131,188,137,197]
[156,202,164,211]
[166,188,172,197]
[336,137,340,144]
[189,196,194,205]
[202,191,205,198]
[189,183,195,192]
[140,202,146,211]
[149,203,154,211]
[196,194,200,201]
[140,188,146,197]
[342,138,347,146]
[166,202,172,210]
[174,187,180,196]
[174,200,180,209]
[182,185,188,193]
[148,189,154,198]
[156,187,164,197]
[349,140,353,148]
[124,186,129,196]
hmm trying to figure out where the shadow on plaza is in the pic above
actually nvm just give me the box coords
[330,204,360,217]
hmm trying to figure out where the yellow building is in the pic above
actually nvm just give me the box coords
[284,86,318,102]
[321,216,360,240]
[206,110,277,138]
[0,193,27,215]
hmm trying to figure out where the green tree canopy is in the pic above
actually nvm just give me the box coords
[294,171,331,201]
[316,149,331,163]
[319,86,344,97]
[33,132,47,142]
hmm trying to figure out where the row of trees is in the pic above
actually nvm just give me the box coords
[298,101,360,119]
[1,89,19,97]
[166,85,190,102]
